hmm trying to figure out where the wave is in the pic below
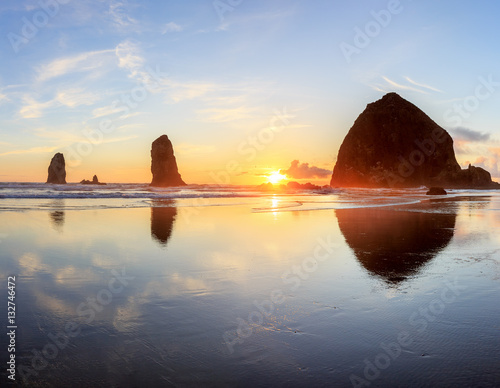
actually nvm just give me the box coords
[0,183,265,199]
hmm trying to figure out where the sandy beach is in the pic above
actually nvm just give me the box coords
[1,186,499,387]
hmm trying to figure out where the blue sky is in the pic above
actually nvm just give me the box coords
[1,0,500,183]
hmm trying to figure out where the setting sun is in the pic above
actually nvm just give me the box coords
[267,171,287,184]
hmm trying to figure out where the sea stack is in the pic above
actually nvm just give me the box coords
[330,93,500,189]
[46,153,66,184]
[150,135,186,187]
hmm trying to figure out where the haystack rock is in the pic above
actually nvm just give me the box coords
[150,135,186,187]
[46,153,66,184]
[330,93,500,189]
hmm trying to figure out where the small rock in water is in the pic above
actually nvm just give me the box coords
[426,187,447,195]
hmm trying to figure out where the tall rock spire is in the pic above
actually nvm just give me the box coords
[150,135,186,187]
[46,153,67,184]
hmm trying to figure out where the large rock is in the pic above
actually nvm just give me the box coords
[46,153,66,184]
[330,93,500,189]
[150,135,186,187]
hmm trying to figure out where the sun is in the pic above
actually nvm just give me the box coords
[267,171,287,184]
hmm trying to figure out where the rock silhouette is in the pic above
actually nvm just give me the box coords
[336,204,457,284]
[150,200,177,246]
[46,153,66,184]
[80,175,106,185]
[150,135,186,187]
[330,93,499,189]
[427,187,447,195]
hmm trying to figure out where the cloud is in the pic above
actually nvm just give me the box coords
[108,0,138,29]
[37,49,114,82]
[162,22,183,34]
[197,106,257,122]
[450,127,490,142]
[19,96,57,118]
[0,91,8,103]
[115,40,143,71]
[56,88,101,108]
[114,40,158,86]
[19,88,100,118]
[0,146,59,157]
[280,160,331,179]
[380,76,429,94]
[404,77,443,93]
[370,76,444,96]
[166,81,217,103]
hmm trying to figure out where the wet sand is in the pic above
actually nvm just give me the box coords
[1,193,499,387]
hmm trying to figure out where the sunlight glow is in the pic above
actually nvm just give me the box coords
[267,171,287,184]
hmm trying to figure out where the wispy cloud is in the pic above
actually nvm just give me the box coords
[404,77,443,93]
[380,76,429,94]
[19,96,57,118]
[197,106,257,122]
[56,88,101,108]
[162,22,183,34]
[32,127,138,146]
[114,40,158,86]
[0,146,59,156]
[0,90,8,102]
[37,49,114,82]
[108,0,138,29]
[20,88,101,118]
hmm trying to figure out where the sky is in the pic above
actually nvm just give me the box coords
[1,0,500,184]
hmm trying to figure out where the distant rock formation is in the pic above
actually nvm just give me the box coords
[80,175,106,185]
[286,181,322,190]
[256,181,330,192]
[330,93,500,189]
[150,135,186,187]
[46,153,66,184]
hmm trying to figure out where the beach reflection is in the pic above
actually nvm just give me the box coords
[150,200,177,246]
[336,206,457,283]
[49,199,65,231]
